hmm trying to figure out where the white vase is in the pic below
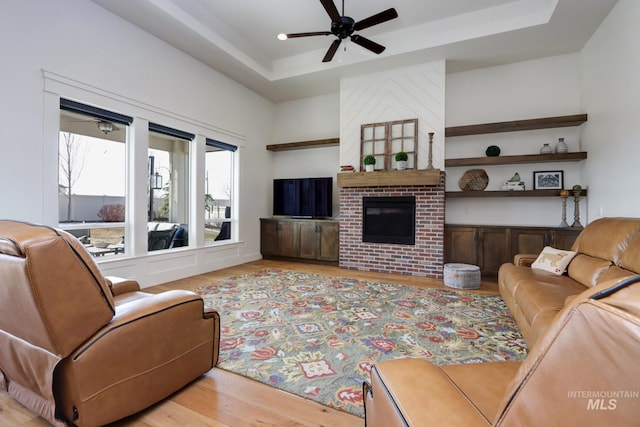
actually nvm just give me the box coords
[540,143,553,154]
[365,164,374,172]
[396,160,407,170]
[555,137,568,153]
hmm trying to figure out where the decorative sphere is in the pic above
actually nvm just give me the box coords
[485,145,501,156]
[572,184,582,191]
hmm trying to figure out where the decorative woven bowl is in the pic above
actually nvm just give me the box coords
[459,169,489,191]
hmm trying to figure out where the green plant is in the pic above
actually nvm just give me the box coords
[363,155,376,165]
[395,151,408,161]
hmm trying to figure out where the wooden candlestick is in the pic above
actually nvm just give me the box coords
[559,192,569,227]
[426,132,434,170]
[571,190,583,228]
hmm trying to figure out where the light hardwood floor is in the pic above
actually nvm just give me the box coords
[0,259,498,427]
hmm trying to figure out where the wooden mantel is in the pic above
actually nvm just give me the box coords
[337,169,441,188]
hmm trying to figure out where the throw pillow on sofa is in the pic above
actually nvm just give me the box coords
[531,246,577,275]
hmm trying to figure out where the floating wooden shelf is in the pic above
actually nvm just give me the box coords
[445,152,588,167]
[266,138,339,151]
[445,114,588,137]
[337,169,441,188]
[446,189,588,198]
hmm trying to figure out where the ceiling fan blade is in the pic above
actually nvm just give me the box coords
[354,8,398,31]
[320,0,341,23]
[322,39,342,62]
[350,34,385,54]
[285,31,333,38]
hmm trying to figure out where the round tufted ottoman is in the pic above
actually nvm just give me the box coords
[443,263,481,290]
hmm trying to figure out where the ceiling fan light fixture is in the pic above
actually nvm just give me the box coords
[277,33,288,41]
[97,120,114,134]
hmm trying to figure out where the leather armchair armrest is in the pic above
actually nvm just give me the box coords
[105,276,141,295]
[73,290,218,356]
[514,253,538,267]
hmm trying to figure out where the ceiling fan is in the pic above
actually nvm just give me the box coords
[278,0,398,63]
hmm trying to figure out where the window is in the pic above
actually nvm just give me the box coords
[58,99,131,258]
[205,139,236,244]
[361,118,418,170]
[56,96,239,257]
[148,123,193,251]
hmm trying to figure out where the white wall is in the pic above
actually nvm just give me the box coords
[0,0,274,286]
[580,0,640,219]
[340,61,446,171]
[445,54,588,226]
[272,94,340,217]
[273,93,340,143]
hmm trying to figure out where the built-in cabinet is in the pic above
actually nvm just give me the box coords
[260,218,339,263]
[444,224,582,277]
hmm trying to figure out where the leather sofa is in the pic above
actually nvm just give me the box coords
[364,218,640,426]
[498,217,640,346]
[0,220,220,426]
[364,274,640,426]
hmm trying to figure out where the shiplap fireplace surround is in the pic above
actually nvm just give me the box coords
[337,169,445,278]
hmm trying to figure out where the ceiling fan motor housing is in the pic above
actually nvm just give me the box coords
[332,16,355,39]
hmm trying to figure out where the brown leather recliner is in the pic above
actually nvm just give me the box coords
[0,220,220,426]
[364,275,640,426]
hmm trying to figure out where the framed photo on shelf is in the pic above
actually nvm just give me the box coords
[533,170,564,190]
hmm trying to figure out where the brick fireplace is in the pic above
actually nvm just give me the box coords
[338,170,445,278]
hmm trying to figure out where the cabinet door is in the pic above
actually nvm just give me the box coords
[553,229,581,250]
[260,220,279,256]
[318,222,339,261]
[478,228,509,277]
[444,226,478,265]
[511,228,548,257]
[299,222,318,259]
[278,221,299,258]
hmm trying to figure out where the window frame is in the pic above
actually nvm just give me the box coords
[44,71,246,262]
[360,118,418,170]
[204,138,237,245]
[57,99,130,257]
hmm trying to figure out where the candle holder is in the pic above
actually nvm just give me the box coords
[426,132,434,170]
[571,189,583,228]
[559,190,569,227]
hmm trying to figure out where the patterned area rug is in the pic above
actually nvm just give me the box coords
[196,269,527,417]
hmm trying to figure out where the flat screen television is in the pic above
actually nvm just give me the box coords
[273,177,333,218]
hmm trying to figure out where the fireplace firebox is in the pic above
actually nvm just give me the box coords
[362,196,416,245]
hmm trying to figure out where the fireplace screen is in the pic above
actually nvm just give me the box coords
[362,196,416,245]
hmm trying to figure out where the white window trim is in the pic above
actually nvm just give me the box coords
[43,70,246,258]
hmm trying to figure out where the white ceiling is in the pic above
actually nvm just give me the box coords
[91,0,618,103]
